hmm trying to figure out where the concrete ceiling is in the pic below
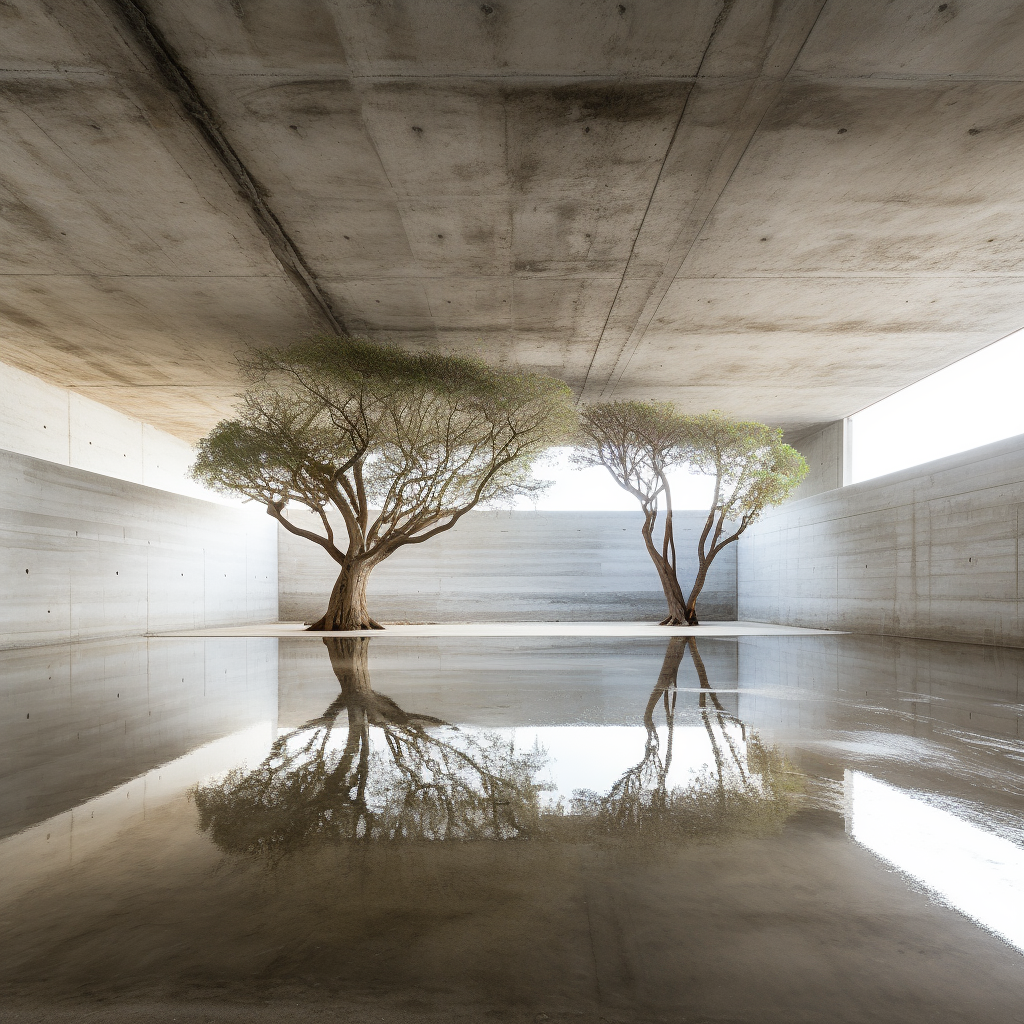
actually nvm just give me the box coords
[3,0,1024,441]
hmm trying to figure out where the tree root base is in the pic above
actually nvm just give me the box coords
[305,618,385,632]
[659,615,699,627]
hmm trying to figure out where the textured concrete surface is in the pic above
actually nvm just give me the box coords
[0,360,227,502]
[790,419,850,501]
[4,2,1024,437]
[738,431,1024,646]
[278,508,737,623]
[0,448,277,648]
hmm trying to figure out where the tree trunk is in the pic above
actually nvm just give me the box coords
[307,562,383,631]
[323,636,374,695]
[645,635,687,724]
[683,562,710,626]
[639,510,689,625]
[684,532,747,626]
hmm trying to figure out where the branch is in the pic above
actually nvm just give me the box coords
[265,501,345,564]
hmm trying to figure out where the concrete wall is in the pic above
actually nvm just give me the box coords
[790,420,851,501]
[279,509,737,624]
[0,447,277,649]
[738,432,1024,647]
[0,360,221,502]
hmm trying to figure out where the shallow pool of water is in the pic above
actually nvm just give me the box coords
[2,633,1023,1022]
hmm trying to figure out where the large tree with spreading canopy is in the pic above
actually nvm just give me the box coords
[191,336,576,630]
[574,405,807,626]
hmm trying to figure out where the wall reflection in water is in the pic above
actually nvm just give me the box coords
[0,637,277,901]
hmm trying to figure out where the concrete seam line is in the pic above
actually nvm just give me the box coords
[584,0,832,402]
[579,0,743,401]
[104,0,345,335]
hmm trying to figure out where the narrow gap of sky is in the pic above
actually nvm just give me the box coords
[512,448,717,512]
[851,326,1024,484]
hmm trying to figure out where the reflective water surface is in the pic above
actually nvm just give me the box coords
[2,633,1024,1022]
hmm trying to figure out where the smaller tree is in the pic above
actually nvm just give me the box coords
[191,336,576,631]
[572,401,690,623]
[568,637,800,843]
[575,405,806,626]
[682,412,807,625]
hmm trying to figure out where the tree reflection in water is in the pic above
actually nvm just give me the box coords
[194,637,799,859]
[568,637,800,843]
[194,638,549,859]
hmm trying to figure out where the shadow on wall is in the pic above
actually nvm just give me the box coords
[278,509,739,623]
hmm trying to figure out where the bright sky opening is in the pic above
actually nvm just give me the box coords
[851,326,1024,485]
[512,447,718,512]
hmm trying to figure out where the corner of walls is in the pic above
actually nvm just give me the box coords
[0,360,278,647]
[789,419,851,502]
[738,431,1024,648]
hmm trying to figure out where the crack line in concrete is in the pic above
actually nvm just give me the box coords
[104,0,345,336]
[576,0,740,403]
[604,0,834,399]
[580,0,832,404]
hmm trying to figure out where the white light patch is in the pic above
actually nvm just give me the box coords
[495,724,746,803]
[511,447,718,512]
[847,770,1024,954]
[850,326,1024,484]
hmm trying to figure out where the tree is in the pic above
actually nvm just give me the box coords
[572,401,689,625]
[574,405,807,625]
[682,412,807,625]
[193,638,551,859]
[191,336,576,630]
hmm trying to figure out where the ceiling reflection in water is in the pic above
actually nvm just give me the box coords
[1,632,1024,1021]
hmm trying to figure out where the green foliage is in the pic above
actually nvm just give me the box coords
[574,402,807,525]
[574,403,808,623]
[192,335,577,524]
[566,734,799,845]
[194,727,551,859]
[193,640,552,860]
[682,410,808,527]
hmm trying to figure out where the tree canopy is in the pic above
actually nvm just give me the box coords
[191,335,577,629]
[575,404,807,624]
